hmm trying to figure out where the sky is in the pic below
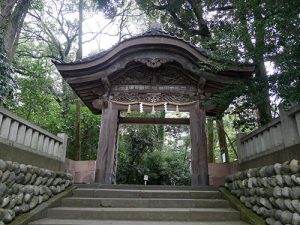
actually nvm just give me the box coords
[82,14,120,56]
[81,11,275,76]
[81,8,148,57]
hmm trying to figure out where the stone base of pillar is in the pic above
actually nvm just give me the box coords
[192,173,209,186]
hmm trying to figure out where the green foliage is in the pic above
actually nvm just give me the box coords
[134,0,300,129]
[210,115,240,163]
[117,123,161,184]
[0,31,14,105]
[136,0,209,41]
[117,115,163,184]
[269,33,300,105]
[6,41,100,160]
[117,112,191,185]
[143,150,191,185]
[63,105,100,160]
[207,75,275,131]
[0,53,14,104]
[204,0,300,118]
[94,0,125,19]
[7,57,64,133]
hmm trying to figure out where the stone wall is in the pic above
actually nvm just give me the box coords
[0,159,73,225]
[225,159,300,225]
[208,162,238,187]
[64,159,95,184]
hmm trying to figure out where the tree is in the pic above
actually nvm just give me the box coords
[0,0,31,61]
[205,0,300,125]
[0,54,13,105]
[0,0,32,104]
[136,0,210,40]
[20,0,80,62]
[6,0,105,161]
[62,104,100,160]
[73,0,84,161]
[117,125,157,184]
[132,0,299,128]
[116,111,192,184]
[216,118,229,163]
[117,112,165,183]
[143,150,191,185]
[207,118,214,163]
[93,0,149,41]
[7,54,64,133]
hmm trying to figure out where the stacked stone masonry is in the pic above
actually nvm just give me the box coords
[0,159,73,225]
[225,159,300,225]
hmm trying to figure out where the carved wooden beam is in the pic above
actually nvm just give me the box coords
[119,117,190,125]
[112,103,192,112]
[101,77,111,93]
[134,58,173,68]
[198,77,206,90]
[92,94,109,110]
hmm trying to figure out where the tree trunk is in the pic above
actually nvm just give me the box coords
[76,0,83,60]
[0,0,31,61]
[252,0,272,125]
[73,0,83,160]
[237,2,272,126]
[217,118,229,163]
[255,59,272,125]
[207,118,214,163]
[0,1,19,26]
[74,99,81,160]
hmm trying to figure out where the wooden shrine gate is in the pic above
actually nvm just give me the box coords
[54,29,254,186]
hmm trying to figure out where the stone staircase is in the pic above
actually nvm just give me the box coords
[30,185,249,225]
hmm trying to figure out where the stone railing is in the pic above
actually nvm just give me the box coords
[237,105,300,162]
[0,159,73,224]
[225,160,300,225]
[0,107,67,162]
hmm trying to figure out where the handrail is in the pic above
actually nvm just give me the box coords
[240,117,281,143]
[0,107,67,162]
[237,105,300,162]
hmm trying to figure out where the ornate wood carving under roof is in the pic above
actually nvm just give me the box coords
[54,28,255,115]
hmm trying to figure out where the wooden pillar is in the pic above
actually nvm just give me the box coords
[189,103,209,186]
[95,102,119,184]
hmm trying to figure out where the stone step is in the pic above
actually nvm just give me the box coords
[30,219,250,225]
[75,184,218,191]
[73,189,221,199]
[61,197,230,208]
[47,207,241,221]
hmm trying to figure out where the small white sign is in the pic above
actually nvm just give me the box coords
[222,153,226,163]
[144,175,149,181]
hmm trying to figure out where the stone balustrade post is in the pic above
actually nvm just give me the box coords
[57,133,68,161]
[279,106,299,148]
[236,133,246,162]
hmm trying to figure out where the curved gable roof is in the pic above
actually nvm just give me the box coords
[54,29,255,115]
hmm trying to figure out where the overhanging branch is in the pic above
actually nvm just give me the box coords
[207,5,234,12]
